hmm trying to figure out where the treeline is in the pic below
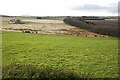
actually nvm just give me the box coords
[63,17,119,37]
[36,16,66,20]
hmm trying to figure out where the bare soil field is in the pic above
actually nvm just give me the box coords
[2,17,100,36]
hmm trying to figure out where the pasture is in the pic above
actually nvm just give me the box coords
[2,31,118,78]
[2,17,100,36]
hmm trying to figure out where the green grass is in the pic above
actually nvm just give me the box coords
[2,31,118,78]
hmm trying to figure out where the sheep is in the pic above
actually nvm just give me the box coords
[94,35,97,37]
[22,29,38,34]
[24,30,31,33]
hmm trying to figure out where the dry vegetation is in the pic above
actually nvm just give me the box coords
[2,17,101,37]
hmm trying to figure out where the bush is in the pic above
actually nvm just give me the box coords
[63,17,118,37]
[2,64,93,79]
[63,18,91,29]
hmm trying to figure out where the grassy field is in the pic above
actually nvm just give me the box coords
[2,31,118,78]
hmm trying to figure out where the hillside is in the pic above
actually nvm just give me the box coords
[2,17,103,37]
[2,31,118,78]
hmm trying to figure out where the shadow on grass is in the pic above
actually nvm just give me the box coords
[2,64,93,79]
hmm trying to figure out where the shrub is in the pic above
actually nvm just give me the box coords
[63,18,91,29]
[2,64,93,79]
[63,17,118,37]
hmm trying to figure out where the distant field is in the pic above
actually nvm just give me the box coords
[2,17,98,36]
[2,31,118,78]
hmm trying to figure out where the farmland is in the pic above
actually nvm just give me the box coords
[1,16,119,79]
[2,31,118,78]
[2,17,101,36]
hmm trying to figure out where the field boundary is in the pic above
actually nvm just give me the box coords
[0,14,2,79]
